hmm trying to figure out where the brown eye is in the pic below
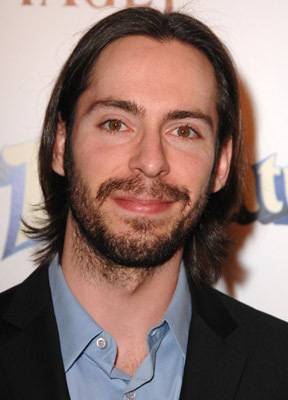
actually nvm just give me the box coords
[108,119,122,131]
[177,126,192,137]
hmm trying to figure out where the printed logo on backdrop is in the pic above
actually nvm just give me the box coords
[0,142,287,260]
[21,0,174,13]
[0,141,39,259]
[240,155,288,225]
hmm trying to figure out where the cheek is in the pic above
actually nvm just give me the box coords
[169,148,215,195]
[72,136,131,183]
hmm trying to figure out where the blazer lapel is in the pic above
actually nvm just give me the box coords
[0,267,70,400]
[179,283,247,400]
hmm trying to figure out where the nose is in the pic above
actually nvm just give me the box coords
[128,131,170,178]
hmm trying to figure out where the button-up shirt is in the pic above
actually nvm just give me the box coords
[49,258,192,400]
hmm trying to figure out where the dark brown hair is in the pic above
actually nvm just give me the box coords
[25,7,245,285]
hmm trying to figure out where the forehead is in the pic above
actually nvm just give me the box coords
[81,35,218,121]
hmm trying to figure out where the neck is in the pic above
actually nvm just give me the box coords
[60,214,183,374]
[61,215,183,318]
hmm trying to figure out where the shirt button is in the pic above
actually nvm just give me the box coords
[96,337,107,349]
[126,391,136,399]
[151,328,158,336]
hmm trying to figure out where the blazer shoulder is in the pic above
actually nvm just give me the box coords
[191,280,288,351]
[0,284,21,317]
[208,285,288,367]
[213,286,288,332]
[211,288,288,397]
[0,267,50,339]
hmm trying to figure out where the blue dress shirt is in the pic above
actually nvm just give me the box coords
[49,258,192,400]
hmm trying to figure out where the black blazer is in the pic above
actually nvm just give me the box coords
[1,266,288,399]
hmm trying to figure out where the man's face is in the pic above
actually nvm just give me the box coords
[53,36,231,268]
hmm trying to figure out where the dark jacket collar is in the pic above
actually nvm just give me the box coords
[0,267,70,400]
[180,280,247,400]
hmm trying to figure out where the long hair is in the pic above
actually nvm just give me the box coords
[24,7,245,285]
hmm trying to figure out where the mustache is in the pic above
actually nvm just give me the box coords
[96,176,190,205]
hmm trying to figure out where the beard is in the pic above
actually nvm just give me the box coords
[67,167,209,276]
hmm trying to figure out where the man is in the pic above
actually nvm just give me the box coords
[1,7,288,400]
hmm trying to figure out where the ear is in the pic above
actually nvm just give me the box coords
[52,115,66,176]
[212,136,233,193]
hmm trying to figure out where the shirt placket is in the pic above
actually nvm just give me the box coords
[122,322,169,399]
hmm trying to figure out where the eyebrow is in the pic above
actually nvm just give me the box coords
[165,110,214,131]
[84,99,146,117]
[84,98,214,131]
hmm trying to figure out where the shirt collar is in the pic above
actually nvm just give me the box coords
[49,257,102,372]
[162,261,192,358]
[49,258,192,370]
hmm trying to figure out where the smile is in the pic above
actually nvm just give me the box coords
[111,196,174,215]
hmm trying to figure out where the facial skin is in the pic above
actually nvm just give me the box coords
[53,36,232,280]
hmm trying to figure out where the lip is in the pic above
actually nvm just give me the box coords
[112,196,174,215]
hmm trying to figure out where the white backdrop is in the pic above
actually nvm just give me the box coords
[1,0,287,320]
